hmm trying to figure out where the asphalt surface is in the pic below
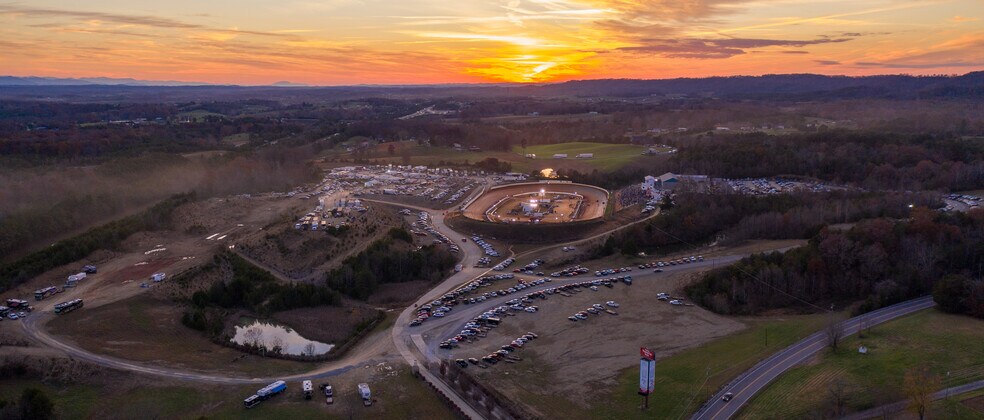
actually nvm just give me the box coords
[691,296,936,420]
[414,255,746,361]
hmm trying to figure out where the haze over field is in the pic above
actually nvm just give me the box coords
[0,0,981,84]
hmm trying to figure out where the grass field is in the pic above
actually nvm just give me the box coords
[340,141,654,174]
[221,133,251,147]
[740,309,984,419]
[932,388,984,419]
[474,311,832,419]
[515,142,651,172]
[47,294,313,377]
[0,367,454,419]
[587,313,832,419]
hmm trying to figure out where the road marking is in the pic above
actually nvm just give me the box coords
[699,297,934,420]
[706,339,825,419]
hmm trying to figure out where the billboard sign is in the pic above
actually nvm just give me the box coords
[639,347,656,395]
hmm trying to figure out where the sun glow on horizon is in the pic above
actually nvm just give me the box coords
[0,1,980,84]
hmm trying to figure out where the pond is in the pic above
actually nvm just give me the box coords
[230,318,334,356]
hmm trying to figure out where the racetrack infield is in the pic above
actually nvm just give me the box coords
[463,182,608,223]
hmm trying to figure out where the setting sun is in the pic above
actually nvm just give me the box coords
[0,1,981,84]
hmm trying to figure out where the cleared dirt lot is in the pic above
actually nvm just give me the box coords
[463,182,608,223]
[448,269,744,416]
[1,193,311,315]
[46,294,314,377]
[0,361,455,419]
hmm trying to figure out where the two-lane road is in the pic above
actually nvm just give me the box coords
[692,296,936,420]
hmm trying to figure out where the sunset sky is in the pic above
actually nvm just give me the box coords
[1,0,981,84]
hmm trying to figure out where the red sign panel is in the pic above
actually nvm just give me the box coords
[640,347,655,361]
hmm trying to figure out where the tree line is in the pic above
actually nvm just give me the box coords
[594,190,936,259]
[666,130,984,192]
[0,192,195,293]
[686,208,984,315]
[187,251,341,317]
[325,228,457,300]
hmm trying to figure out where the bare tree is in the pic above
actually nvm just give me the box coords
[827,379,849,417]
[304,342,316,357]
[858,313,872,338]
[244,327,262,348]
[904,367,940,420]
[825,314,845,351]
[269,336,285,355]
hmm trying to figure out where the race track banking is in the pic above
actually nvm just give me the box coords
[462,181,609,223]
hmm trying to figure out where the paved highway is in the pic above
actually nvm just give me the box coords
[692,296,936,420]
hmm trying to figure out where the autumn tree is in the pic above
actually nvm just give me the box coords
[904,367,940,420]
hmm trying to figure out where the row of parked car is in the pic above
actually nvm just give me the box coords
[544,277,628,299]
[470,278,551,301]
[414,212,461,254]
[492,257,514,271]
[513,259,545,274]
[408,287,472,327]
[458,276,554,304]
[569,301,619,321]
[444,182,477,205]
[550,265,590,277]
[473,235,501,258]
[640,255,704,271]
[595,267,633,276]
[657,292,690,306]
[439,285,552,349]
[475,257,492,268]
[453,332,539,369]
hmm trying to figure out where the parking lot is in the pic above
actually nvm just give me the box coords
[450,268,746,406]
[722,178,838,195]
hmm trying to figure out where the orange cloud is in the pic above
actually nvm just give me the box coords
[0,0,981,84]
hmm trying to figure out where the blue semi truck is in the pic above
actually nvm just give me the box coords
[244,380,287,408]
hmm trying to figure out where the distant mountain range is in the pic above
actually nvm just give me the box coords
[529,72,984,99]
[0,76,218,87]
[0,72,981,100]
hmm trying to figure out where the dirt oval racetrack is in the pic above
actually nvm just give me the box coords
[462,181,609,223]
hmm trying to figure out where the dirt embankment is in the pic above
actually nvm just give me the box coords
[235,206,401,282]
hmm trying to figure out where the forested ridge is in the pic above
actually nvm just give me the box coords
[686,208,984,315]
